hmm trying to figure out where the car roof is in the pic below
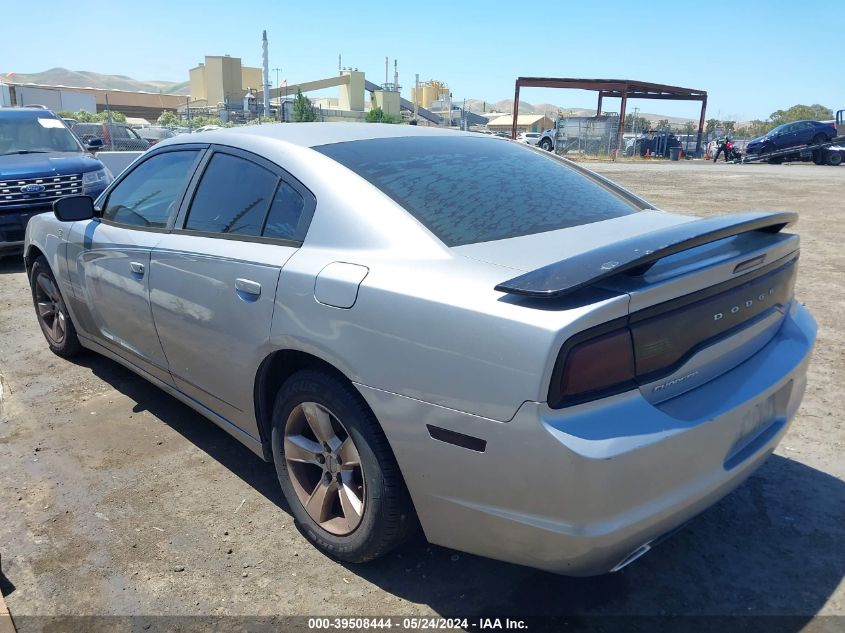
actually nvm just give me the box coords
[0,107,59,118]
[162,122,474,149]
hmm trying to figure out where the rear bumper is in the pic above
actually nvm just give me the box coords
[357,302,816,575]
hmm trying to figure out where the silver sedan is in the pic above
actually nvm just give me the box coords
[24,123,816,574]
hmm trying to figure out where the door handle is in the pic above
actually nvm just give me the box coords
[129,261,145,276]
[235,278,261,299]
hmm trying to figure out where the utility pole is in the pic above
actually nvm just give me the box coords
[273,67,281,120]
[632,106,640,155]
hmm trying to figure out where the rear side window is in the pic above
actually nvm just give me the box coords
[185,153,277,236]
[263,181,306,241]
[102,150,199,228]
[315,136,639,246]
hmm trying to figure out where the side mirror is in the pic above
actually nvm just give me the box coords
[86,138,104,151]
[54,196,96,222]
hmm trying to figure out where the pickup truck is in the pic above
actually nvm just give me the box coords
[0,107,112,256]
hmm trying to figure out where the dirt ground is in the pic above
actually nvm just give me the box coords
[0,160,843,630]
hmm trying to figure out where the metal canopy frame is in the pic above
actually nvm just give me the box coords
[511,77,708,156]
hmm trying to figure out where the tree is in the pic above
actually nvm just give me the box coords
[656,119,670,130]
[292,89,317,122]
[157,110,180,127]
[365,107,402,124]
[705,118,721,135]
[682,121,696,135]
[770,104,833,127]
[722,120,736,134]
[57,109,126,123]
[624,114,651,133]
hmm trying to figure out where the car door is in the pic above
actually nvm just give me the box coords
[149,146,315,436]
[775,123,800,149]
[66,147,204,384]
[793,121,815,146]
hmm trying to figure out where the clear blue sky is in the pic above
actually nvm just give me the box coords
[2,0,840,121]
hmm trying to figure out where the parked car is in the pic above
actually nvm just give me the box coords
[746,120,837,158]
[516,132,542,145]
[71,121,150,151]
[137,126,177,146]
[0,107,111,256]
[25,124,816,575]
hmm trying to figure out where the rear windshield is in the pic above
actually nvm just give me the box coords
[315,135,639,246]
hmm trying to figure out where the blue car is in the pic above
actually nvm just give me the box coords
[746,119,837,158]
[0,107,112,256]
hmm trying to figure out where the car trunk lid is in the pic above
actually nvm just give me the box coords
[461,211,800,405]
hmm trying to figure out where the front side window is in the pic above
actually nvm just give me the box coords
[184,153,277,236]
[315,135,639,247]
[102,150,199,228]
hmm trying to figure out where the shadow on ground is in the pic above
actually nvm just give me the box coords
[0,257,24,275]
[73,352,844,627]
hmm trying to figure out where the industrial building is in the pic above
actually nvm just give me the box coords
[487,114,555,134]
[411,80,449,109]
[0,80,185,119]
[188,55,263,110]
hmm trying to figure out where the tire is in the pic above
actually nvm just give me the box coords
[29,256,83,358]
[271,369,416,563]
[539,138,553,151]
[813,151,825,165]
[827,152,843,166]
[811,133,827,147]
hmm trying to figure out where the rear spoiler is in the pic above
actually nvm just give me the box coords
[494,211,798,298]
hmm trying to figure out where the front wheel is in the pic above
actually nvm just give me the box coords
[539,138,553,151]
[30,256,82,358]
[827,152,843,166]
[271,369,416,563]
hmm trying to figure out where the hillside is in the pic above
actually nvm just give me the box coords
[3,68,190,95]
[465,97,696,126]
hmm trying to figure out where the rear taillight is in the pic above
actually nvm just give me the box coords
[550,326,636,407]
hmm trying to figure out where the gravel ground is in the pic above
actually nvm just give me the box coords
[0,159,842,630]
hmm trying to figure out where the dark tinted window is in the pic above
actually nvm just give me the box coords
[316,136,638,246]
[263,181,306,241]
[185,153,276,236]
[103,150,199,228]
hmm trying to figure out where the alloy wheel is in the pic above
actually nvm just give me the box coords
[34,273,67,345]
[283,402,366,535]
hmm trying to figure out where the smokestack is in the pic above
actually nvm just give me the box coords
[338,53,341,73]
[262,30,270,118]
[385,56,388,86]
[393,59,398,92]
[414,73,419,121]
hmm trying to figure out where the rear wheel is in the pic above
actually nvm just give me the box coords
[271,369,415,562]
[811,133,827,147]
[827,152,843,166]
[30,257,82,357]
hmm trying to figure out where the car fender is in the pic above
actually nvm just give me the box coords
[24,213,69,282]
